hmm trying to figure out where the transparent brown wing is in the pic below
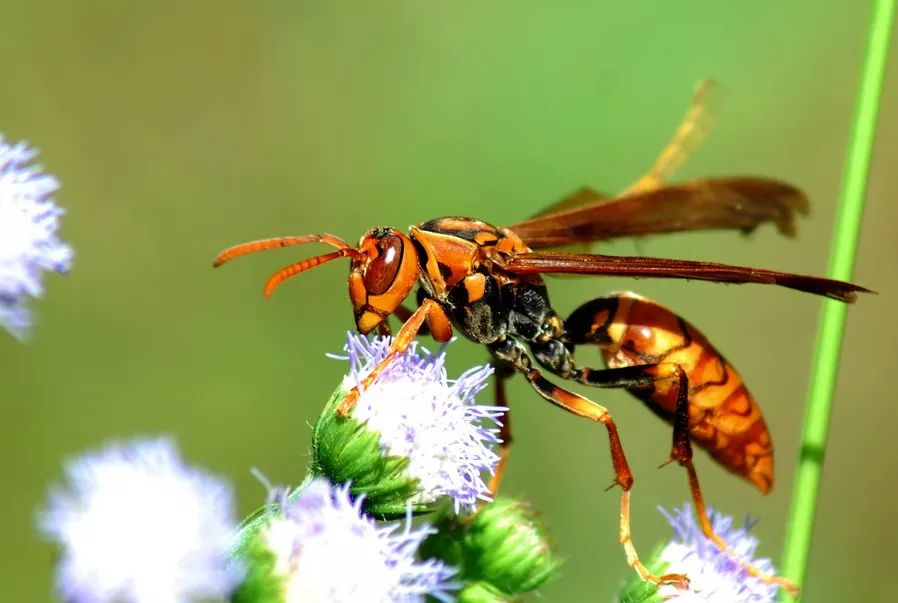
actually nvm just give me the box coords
[495,251,869,302]
[528,187,613,219]
[527,80,719,221]
[506,177,810,249]
[621,79,719,195]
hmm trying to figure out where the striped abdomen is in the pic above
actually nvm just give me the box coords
[566,291,774,493]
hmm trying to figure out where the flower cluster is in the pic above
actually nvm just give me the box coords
[39,333,560,602]
[36,329,790,602]
[0,135,72,340]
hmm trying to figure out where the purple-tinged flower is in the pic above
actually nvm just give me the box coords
[327,333,503,514]
[652,505,778,602]
[242,477,458,603]
[0,135,73,340]
[38,438,240,603]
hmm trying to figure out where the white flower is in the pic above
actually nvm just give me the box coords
[38,438,240,603]
[0,135,72,340]
[338,333,504,512]
[656,505,778,602]
[260,478,457,603]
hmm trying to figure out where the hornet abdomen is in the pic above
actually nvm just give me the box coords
[567,291,774,493]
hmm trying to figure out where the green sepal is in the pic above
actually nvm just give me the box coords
[455,580,516,603]
[229,478,328,602]
[230,506,277,562]
[229,485,324,603]
[418,517,465,568]
[230,475,314,560]
[423,497,560,597]
[617,545,667,603]
[230,525,286,603]
[311,385,435,519]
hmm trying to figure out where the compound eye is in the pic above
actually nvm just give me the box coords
[363,234,404,295]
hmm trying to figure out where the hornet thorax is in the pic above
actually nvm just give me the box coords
[409,217,564,345]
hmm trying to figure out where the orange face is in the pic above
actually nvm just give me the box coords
[348,228,420,333]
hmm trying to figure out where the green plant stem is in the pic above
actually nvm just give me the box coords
[779,0,895,599]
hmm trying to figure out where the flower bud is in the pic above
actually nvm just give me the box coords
[457,580,514,603]
[461,498,560,595]
[423,497,560,597]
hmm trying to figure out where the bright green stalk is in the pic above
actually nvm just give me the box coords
[779,0,895,599]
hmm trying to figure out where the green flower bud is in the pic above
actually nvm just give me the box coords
[461,498,560,595]
[423,497,560,597]
[456,580,515,603]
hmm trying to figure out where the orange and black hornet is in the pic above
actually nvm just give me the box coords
[213,85,869,595]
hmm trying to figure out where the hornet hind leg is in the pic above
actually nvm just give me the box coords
[561,291,797,596]
[665,367,799,597]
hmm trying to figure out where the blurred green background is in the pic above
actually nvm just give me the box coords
[1,2,895,601]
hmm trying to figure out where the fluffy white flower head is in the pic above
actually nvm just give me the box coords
[337,333,504,512]
[39,438,240,603]
[262,478,456,602]
[0,135,72,339]
[656,505,778,602]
